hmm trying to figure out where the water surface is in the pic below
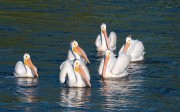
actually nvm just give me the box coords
[0,1,179,112]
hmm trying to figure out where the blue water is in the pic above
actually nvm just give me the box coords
[0,1,179,112]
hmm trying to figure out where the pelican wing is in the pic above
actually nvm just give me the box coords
[130,41,145,58]
[98,58,104,75]
[111,54,130,75]
[14,61,27,77]
[60,61,65,70]
[95,34,101,47]
[118,45,125,55]
[109,31,117,50]
[59,60,72,83]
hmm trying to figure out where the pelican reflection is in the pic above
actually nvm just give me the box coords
[16,78,38,103]
[59,88,91,107]
[101,77,143,111]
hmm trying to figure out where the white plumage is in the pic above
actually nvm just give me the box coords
[119,35,145,62]
[95,23,117,52]
[67,40,90,64]
[14,53,38,78]
[98,50,130,78]
[59,59,91,87]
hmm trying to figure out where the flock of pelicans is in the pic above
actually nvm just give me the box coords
[14,23,145,87]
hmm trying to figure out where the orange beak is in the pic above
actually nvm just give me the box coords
[102,29,110,49]
[77,65,91,87]
[73,46,90,64]
[24,59,38,77]
[123,42,130,53]
[102,56,110,78]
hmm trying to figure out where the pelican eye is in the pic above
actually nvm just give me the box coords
[74,43,77,47]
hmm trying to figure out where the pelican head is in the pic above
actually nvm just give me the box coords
[71,40,78,48]
[23,53,38,77]
[74,60,91,87]
[105,50,111,57]
[71,40,90,64]
[23,53,30,60]
[126,35,131,43]
[100,23,110,49]
[101,23,106,32]
[123,35,132,53]
[102,50,111,78]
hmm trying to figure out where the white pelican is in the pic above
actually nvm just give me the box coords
[14,53,38,78]
[98,50,130,78]
[59,59,91,87]
[67,40,90,64]
[95,23,117,52]
[119,35,145,62]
